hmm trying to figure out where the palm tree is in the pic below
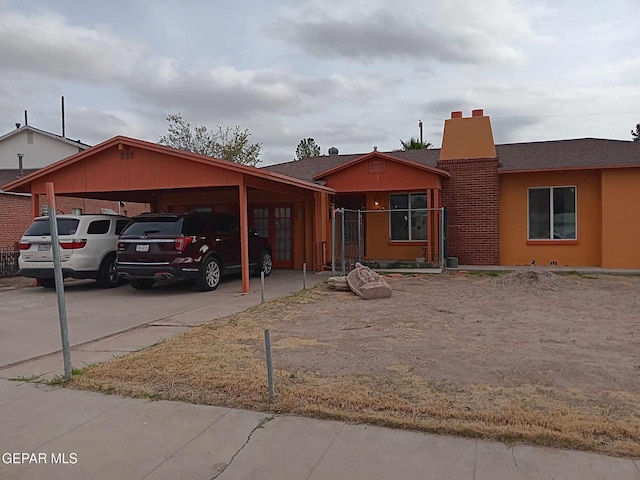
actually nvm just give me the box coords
[399,137,432,150]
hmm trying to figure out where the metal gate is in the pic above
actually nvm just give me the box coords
[0,247,19,277]
[331,207,445,275]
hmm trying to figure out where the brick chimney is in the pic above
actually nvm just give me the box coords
[437,110,500,265]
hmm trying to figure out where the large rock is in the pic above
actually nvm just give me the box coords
[347,263,392,299]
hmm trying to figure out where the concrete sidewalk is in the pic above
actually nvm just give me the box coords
[1,380,638,479]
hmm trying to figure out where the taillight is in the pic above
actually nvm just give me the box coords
[19,241,30,250]
[175,236,192,252]
[117,241,124,251]
[59,239,87,250]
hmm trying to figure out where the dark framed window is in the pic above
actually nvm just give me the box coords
[25,219,79,236]
[389,193,427,241]
[528,186,576,240]
[87,220,110,235]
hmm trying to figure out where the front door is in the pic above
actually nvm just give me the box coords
[251,205,293,269]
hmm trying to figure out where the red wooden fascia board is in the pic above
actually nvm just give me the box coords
[312,151,451,180]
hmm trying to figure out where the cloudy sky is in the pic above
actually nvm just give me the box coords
[1,0,638,165]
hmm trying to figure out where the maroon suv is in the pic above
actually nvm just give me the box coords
[116,212,273,291]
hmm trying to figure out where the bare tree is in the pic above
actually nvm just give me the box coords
[158,113,262,166]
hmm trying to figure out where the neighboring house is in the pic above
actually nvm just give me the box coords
[0,169,38,248]
[0,124,147,248]
[266,109,640,269]
[0,124,89,170]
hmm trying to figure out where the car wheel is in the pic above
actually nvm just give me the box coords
[197,256,221,291]
[37,278,56,288]
[130,279,155,290]
[255,250,273,277]
[96,253,122,289]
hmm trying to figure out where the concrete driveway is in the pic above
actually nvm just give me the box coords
[0,270,321,369]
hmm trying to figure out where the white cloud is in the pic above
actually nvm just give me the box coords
[0,10,146,83]
[264,0,552,65]
[126,63,390,121]
[1,0,638,166]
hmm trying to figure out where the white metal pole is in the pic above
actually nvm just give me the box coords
[46,182,72,379]
[264,329,275,401]
[331,207,336,276]
[302,262,307,290]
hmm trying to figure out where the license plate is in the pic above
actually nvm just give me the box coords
[38,244,51,251]
[136,244,150,252]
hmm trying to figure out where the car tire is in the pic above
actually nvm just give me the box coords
[255,250,273,277]
[130,279,155,290]
[96,253,122,289]
[197,256,221,291]
[37,278,56,288]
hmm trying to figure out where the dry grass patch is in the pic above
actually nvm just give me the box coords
[71,274,640,457]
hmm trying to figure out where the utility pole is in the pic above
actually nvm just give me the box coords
[419,120,423,145]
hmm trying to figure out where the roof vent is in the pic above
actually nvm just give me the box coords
[328,146,339,155]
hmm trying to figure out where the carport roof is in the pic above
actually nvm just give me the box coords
[2,136,336,195]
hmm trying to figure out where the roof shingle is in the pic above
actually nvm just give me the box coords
[264,139,640,181]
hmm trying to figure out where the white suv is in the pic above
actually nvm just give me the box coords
[18,214,130,288]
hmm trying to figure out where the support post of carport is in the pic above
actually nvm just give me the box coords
[239,176,250,293]
[31,193,40,219]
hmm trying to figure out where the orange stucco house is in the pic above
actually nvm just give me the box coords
[268,109,640,270]
[4,109,640,280]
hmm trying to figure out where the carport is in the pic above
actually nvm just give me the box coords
[3,136,335,293]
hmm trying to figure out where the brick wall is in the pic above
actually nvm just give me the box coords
[437,157,500,265]
[0,194,33,248]
[0,195,149,248]
[40,196,149,218]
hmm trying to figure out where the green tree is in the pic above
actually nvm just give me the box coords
[399,137,433,150]
[295,138,321,160]
[632,123,640,142]
[158,113,262,166]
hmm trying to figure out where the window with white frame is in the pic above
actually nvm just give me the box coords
[389,193,427,241]
[528,186,576,240]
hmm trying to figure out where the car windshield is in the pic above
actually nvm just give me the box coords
[24,218,80,236]
[121,218,183,236]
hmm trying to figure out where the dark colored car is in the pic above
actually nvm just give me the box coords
[116,212,273,291]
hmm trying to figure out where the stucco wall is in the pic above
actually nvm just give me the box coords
[499,170,601,267]
[600,168,640,268]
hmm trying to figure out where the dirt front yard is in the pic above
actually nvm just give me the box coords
[71,271,640,457]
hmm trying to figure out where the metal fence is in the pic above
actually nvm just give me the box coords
[332,207,445,275]
[0,247,20,277]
